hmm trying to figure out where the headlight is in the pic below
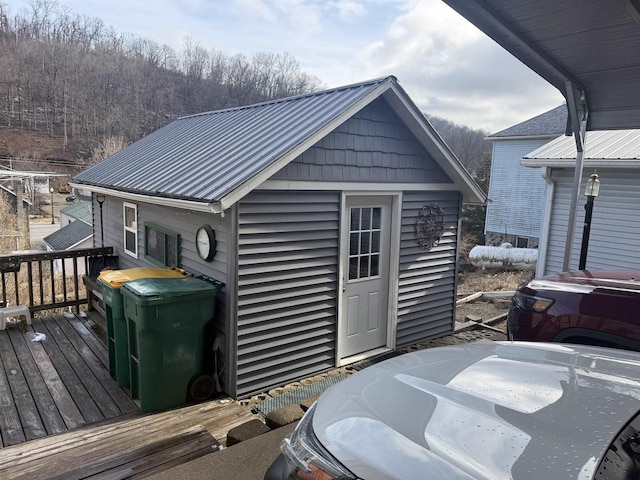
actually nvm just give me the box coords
[513,291,554,312]
[281,403,356,480]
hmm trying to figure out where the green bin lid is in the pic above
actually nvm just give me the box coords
[121,277,218,299]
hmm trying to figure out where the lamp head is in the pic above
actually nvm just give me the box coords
[585,171,600,197]
[96,193,106,205]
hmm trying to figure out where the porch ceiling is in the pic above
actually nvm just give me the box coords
[443,0,640,132]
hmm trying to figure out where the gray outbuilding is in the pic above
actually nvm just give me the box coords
[73,76,484,398]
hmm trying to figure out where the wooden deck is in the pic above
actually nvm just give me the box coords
[0,312,255,479]
[0,312,139,447]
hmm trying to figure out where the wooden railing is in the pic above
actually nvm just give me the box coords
[0,247,115,313]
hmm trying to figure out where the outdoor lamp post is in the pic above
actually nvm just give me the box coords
[50,187,55,224]
[96,194,106,250]
[578,171,600,270]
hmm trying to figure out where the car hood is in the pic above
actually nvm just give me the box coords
[529,270,640,293]
[313,342,640,480]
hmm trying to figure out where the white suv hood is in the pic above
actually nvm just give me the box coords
[313,342,640,480]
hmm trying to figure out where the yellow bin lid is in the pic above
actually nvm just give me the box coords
[98,267,190,288]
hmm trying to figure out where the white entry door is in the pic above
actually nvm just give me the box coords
[341,196,392,358]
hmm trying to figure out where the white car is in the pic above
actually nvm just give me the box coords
[265,342,640,479]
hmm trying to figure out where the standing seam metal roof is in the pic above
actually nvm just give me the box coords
[524,130,640,161]
[74,78,391,203]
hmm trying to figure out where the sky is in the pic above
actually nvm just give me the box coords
[6,0,564,133]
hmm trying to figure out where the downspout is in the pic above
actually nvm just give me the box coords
[536,167,555,278]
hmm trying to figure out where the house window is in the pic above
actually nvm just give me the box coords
[144,223,181,267]
[515,236,529,248]
[123,202,138,257]
[348,207,382,280]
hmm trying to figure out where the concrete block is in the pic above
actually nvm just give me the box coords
[300,394,321,412]
[226,419,271,446]
[265,404,305,429]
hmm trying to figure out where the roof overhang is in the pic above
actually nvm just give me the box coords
[443,0,640,132]
[522,158,640,169]
[69,183,225,215]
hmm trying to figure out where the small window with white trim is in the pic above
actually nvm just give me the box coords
[123,202,138,257]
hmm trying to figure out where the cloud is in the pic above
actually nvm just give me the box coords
[348,0,564,132]
[330,0,366,21]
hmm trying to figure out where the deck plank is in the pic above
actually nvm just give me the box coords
[36,316,121,419]
[0,338,25,447]
[51,315,137,414]
[32,318,104,424]
[0,332,47,442]
[21,326,85,430]
[60,427,218,480]
[6,327,67,436]
[0,399,254,478]
[66,314,109,369]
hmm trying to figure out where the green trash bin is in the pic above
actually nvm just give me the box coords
[98,267,190,387]
[121,277,222,412]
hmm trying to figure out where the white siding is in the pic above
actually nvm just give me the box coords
[544,168,640,274]
[485,139,550,239]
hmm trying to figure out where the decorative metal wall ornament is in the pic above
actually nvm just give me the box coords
[415,203,445,250]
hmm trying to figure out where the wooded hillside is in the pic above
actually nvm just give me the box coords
[0,1,322,165]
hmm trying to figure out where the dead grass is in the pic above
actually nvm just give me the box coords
[457,268,533,295]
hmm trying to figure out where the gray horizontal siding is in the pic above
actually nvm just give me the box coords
[235,191,339,398]
[544,169,640,274]
[485,139,549,238]
[272,98,451,184]
[93,195,229,331]
[396,191,461,347]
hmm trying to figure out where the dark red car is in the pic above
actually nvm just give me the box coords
[508,270,640,351]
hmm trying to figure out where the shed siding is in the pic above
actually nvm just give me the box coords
[544,168,640,274]
[93,195,230,331]
[272,98,451,184]
[235,191,339,397]
[485,139,550,241]
[396,191,461,347]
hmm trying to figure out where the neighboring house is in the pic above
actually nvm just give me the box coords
[485,105,567,247]
[43,201,93,274]
[72,76,485,399]
[522,130,640,277]
[60,201,92,227]
[43,220,93,252]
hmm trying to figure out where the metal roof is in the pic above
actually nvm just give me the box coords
[444,0,640,131]
[522,130,640,167]
[73,76,485,208]
[60,201,92,225]
[489,105,567,139]
[43,220,93,251]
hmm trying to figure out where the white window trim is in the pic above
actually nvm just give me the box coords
[123,202,138,258]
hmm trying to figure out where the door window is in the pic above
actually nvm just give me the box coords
[348,206,382,280]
